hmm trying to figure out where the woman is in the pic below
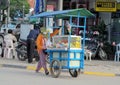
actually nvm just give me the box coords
[35,27,49,75]
[35,27,61,75]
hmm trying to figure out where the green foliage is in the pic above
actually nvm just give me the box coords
[90,20,106,33]
[10,0,29,18]
[90,20,108,42]
[0,0,9,10]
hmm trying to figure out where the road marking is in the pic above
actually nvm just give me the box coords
[26,66,36,70]
[26,66,47,72]
[84,71,115,77]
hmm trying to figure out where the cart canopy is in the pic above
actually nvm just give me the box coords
[30,8,95,18]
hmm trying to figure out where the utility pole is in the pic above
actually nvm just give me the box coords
[7,0,10,27]
[23,4,25,22]
[58,0,63,35]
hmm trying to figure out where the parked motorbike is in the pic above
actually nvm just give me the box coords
[94,42,107,60]
[16,39,27,61]
[16,39,39,61]
[85,39,107,60]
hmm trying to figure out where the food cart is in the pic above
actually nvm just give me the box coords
[31,8,95,78]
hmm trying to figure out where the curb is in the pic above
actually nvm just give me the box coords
[0,63,119,77]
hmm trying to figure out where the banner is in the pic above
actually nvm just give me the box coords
[34,0,45,14]
[46,5,54,33]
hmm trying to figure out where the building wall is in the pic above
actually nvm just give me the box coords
[111,18,120,43]
[99,12,111,25]
[47,0,58,10]
[89,0,96,10]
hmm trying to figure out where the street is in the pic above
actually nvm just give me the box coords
[0,67,120,85]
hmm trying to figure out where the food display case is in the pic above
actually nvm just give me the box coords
[48,35,81,50]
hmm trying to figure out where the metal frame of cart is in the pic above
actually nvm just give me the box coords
[31,8,95,78]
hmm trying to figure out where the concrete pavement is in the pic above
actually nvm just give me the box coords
[0,57,120,77]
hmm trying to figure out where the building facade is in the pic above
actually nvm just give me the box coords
[46,0,120,44]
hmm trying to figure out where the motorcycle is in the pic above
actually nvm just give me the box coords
[16,39,27,61]
[85,39,107,61]
[94,42,107,60]
[16,39,39,61]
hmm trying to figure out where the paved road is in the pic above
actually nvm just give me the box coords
[0,67,120,85]
[0,57,120,77]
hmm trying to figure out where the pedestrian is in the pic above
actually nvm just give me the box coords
[3,29,17,58]
[35,27,49,75]
[35,26,61,75]
[27,24,40,63]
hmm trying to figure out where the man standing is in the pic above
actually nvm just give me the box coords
[27,24,40,63]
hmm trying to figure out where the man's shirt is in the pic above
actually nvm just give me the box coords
[27,29,39,40]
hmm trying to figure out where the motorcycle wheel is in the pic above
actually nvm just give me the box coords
[0,35,3,56]
[0,45,2,56]
[0,35,3,46]
[17,45,27,61]
[98,48,107,60]
[17,53,26,61]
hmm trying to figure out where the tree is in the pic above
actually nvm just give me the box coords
[90,20,108,42]
[10,0,29,20]
[0,0,9,10]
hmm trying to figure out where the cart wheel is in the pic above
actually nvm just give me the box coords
[69,69,78,77]
[50,60,61,78]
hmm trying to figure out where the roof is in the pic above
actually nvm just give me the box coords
[30,8,95,18]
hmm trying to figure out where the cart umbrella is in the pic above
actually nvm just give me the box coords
[31,8,95,18]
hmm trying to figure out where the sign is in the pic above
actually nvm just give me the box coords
[117,3,120,10]
[47,5,54,12]
[95,0,117,12]
[46,5,54,33]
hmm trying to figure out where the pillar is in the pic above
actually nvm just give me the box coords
[58,0,63,35]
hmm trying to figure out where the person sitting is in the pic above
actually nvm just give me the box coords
[3,29,17,59]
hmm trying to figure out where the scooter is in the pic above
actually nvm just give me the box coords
[95,42,108,60]
[16,39,39,61]
[85,40,107,61]
[16,39,27,61]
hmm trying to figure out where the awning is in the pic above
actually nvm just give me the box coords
[30,8,95,18]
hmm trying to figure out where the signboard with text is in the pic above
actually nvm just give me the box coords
[95,0,117,12]
[46,5,54,33]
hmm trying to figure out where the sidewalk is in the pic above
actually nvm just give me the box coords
[84,60,120,76]
[0,57,120,77]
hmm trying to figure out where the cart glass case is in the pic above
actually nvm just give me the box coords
[50,35,81,50]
